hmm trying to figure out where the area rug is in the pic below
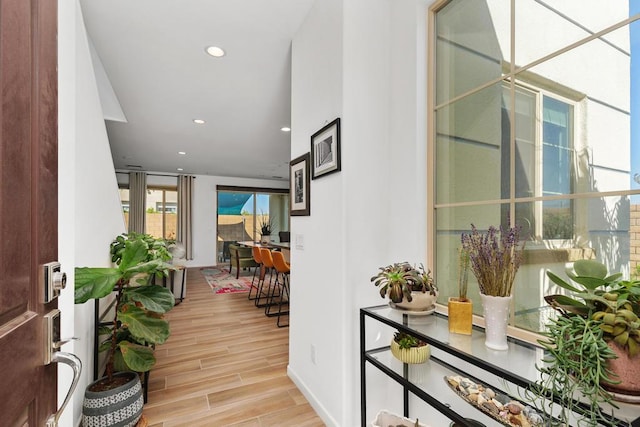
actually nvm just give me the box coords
[200,267,255,294]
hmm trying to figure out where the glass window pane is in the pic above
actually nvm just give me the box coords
[435,0,509,105]
[515,0,629,68]
[436,82,508,204]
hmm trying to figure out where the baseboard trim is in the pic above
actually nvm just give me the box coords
[287,364,339,427]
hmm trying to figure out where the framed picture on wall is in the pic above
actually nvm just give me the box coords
[311,118,341,179]
[290,152,311,216]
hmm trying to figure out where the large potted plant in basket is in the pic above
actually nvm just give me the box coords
[75,232,176,427]
[527,259,640,425]
[371,262,437,312]
[461,224,525,350]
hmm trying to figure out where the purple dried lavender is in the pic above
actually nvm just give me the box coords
[460,223,524,297]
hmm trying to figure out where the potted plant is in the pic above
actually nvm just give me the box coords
[371,262,437,312]
[258,211,274,244]
[76,233,176,426]
[461,223,525,350]
[390,330,430,364]
[448,247,473,335]
[543,259,640,395]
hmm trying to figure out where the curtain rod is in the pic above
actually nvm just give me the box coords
[115,170,196,178]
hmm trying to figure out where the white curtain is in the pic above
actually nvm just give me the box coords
[128,172,147,234]
[177,175,194,260]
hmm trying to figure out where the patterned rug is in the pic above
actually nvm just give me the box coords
[200,266,255,294]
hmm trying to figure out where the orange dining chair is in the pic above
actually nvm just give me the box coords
[269,250,290,327]
[256,247,276,308]
[248,246,263,301]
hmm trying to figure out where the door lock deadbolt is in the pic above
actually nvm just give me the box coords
[42,262,67,303]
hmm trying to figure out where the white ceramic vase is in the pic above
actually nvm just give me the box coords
[480,293,512,351]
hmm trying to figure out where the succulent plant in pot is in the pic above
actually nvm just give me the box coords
[75,233,176,426]
[371,262,437,312]
[390,330,430,364]
[448,247,473,335]
[528,259,640,425]
[544,259,640,395]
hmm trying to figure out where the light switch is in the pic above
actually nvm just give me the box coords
[295,234,304,250]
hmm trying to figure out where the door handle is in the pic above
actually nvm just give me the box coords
[46,351,82,427]
[44,309,82,426]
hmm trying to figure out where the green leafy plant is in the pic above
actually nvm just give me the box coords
[371,262,436,304]
[393,331,427,349]
[545,259,640,357]
[75,233,176,387]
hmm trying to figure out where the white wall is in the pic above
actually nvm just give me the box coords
[58,1,128,425]
[289,1,429,425]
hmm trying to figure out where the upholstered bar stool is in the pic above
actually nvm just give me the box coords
[248,246,263,302]
[269,250,290,327]
[256,247,276,308]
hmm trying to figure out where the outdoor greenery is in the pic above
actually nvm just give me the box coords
[371,262,436,304]
[75,233,175,386]
[460,223,525,297]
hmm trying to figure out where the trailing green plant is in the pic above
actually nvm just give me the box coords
[545,259,640,357]
[75,233,176,387]
[393,331,427,349]
[371,262,436,304]
[527,314,619,426]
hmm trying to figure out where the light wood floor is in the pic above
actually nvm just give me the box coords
[143,267,325,427]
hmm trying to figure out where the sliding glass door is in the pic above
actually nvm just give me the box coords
[216,187,289,262]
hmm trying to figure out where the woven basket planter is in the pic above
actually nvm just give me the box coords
[82,371,144,427]
[390,339,430,364]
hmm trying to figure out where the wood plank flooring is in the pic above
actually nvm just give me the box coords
[143,267,325,427]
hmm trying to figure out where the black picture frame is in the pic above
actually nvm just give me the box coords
[290,152,311,216]
[311,118,341,179]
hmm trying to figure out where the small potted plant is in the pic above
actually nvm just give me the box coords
[448,247,473,335]
[76,233,176,426]
[371,262,437,312]
[257,211,274,244]
[390,330,430,364]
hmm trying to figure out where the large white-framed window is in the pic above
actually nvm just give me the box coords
[429,0,640,333]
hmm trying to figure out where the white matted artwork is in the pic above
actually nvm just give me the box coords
[311,118,341,179]
[290,152,310,216]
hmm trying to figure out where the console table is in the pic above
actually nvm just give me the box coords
[360,304,639,427]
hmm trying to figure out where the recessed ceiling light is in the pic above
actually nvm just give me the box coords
[281,127,291,132]
[205,46,225,57]
[178,151,187,155]
[177,168,184,171]
[193,119,205,124]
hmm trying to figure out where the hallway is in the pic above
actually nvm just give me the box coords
[143,267,324,426]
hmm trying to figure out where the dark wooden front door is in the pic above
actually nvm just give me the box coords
[0,0,59,425]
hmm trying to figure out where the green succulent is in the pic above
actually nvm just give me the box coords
[393,331,427,349]
[371,262,436,304]
[546,259,640,357]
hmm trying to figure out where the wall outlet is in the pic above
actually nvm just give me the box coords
[310,344,316,365]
